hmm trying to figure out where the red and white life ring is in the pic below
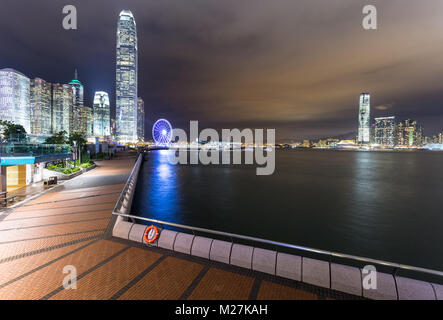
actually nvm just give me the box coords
[144,225,160,244]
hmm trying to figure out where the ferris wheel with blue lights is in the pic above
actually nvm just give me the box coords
[152,119,173,145]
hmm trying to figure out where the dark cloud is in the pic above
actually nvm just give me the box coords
[1,0,443,140]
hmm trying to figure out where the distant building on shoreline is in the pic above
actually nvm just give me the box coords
[374,116,395,147]
[93,91,111,137]
[358,93,371,145]
[137,97,145,142]
[0,68,31,133]
[30,78,52,135]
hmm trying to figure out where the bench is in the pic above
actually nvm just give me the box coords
[0,195,17,207]
[44,176,58,186]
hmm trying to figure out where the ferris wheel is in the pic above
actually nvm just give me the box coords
[152,119,173,145]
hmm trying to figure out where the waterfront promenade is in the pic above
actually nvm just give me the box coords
[0,151,357,300]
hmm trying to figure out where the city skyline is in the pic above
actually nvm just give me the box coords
[3,1,443,141]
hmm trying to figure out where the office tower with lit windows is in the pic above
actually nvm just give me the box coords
[0,68,31,133]
[69,69,84,132]
[396,119,423,147]
[77,105,93,136]
[374,116,395,147]
[358,93,371,144]
[116,10,138,143]
[52,84,73,135]
[137,97,145,142]
[93,91,110,137]
[30,78,52,135]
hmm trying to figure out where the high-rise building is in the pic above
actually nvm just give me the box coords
[93,91,110,137]
[396,119,423,147]
[358,93,370,144]
[52,84,73,135]
[137,97,145,142]
[0,68,31,133]
[116,10,138,143]
[374,116,395,147]
[30,78,52,135]
[69,69,84,132]
[77,106,93,136]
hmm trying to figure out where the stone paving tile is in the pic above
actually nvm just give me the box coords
[29,186,122,204]
[50,247,162,300]
[0,240,126,300]
[256,281,318,300]
[0,231,103,261]
[118,256,203,300]
[187,268,255,300]
[0,240,93,290]
[0,211,111,230]
[0,219,110,243]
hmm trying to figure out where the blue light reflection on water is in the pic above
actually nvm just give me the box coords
[132,150,181,223]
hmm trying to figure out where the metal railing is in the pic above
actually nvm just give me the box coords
[0,143,71,157]
[113,153,443,279]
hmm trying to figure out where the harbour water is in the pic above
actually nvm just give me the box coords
[131,149,443,271]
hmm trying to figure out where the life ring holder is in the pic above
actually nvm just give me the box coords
[144,225,160,244]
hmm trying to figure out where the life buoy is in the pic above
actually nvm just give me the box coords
[144,225,160,244]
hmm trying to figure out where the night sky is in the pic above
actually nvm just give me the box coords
[2,0,443,141]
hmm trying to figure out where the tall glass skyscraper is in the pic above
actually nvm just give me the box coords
[69,69,84,132]
[52,84,73,135]
[358,93,371,144]
[77,105,93,136]
[116,10,138,143]
[30,78,52,135]
[137,97,145,142]
[93,91,110,137]
[0,68,31,133]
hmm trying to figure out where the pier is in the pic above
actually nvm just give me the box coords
[0,150,440,300]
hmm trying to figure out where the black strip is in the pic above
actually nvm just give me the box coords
[4,207,114,222]
[0,217,110,232]
[41,246,131,300]
[0,239,99,290]
[0,234,103,264]
[21,192,121,207]
[11,201,116,213]
[0,228,105,245]
[109,255,167,300]
[248,277,262,300]
[179,265,210,300]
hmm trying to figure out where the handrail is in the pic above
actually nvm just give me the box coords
[112,153,142,214]
[113,152,443,279]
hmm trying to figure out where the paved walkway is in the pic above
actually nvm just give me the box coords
[0,151,359,300]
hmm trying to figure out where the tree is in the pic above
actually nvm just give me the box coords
[0,120,27,142]
[44,131,68,145]
[68,131,87,147]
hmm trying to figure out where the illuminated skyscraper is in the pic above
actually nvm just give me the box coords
[358,93,371,144]
[30,78,52,135]
[116,10,138,143]
[137,97,145,142]
[0,68,31,133]
[396,119,423,147]
[52,84,73,134]
[93,91,110,137]
[77,105,93,136]
[69,69,84,132]
[374,116,395,147]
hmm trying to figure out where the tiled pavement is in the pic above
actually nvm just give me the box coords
[0,152,361,300]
